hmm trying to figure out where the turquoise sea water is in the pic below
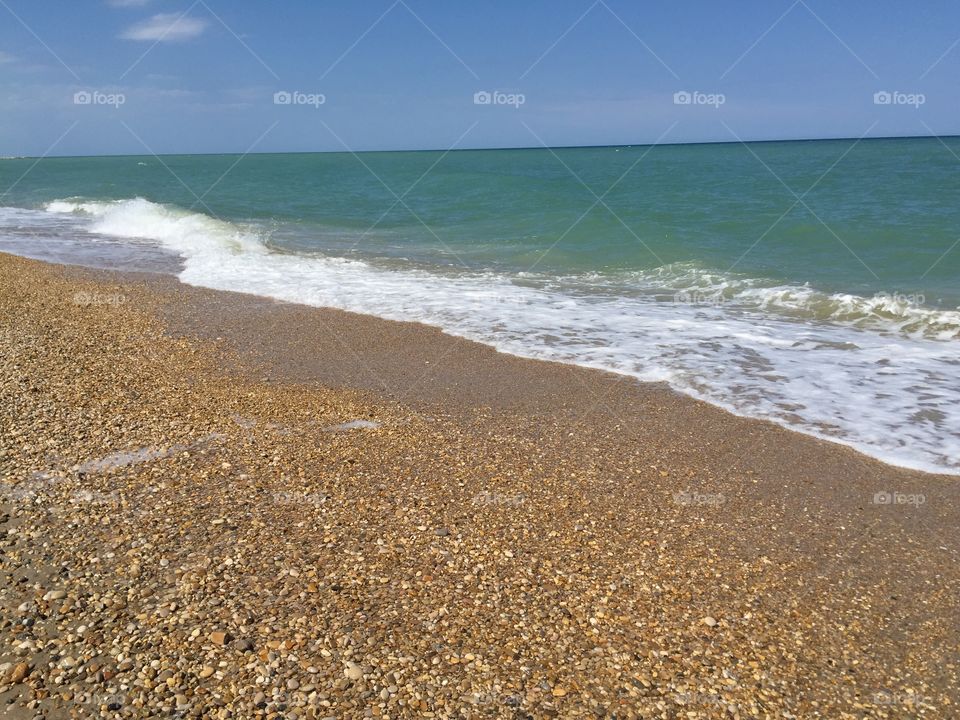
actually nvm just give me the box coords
[1,138,958,472]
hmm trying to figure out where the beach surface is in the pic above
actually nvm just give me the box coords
[0,252,957,718]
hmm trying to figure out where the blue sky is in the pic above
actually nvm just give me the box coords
[1,0,958,156]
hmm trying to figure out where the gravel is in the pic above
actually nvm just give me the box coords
[0,254,957,718]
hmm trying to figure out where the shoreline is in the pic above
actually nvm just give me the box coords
[21,250,957,478]
[1,252,957,717]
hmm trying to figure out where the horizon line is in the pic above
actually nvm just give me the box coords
[3,132,957,160]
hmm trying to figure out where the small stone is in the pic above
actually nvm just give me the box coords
[552,687,568,697]
[344,662,364,680]
[210,631,230,645]
[434,528,450,537]
[8,662,30,683]
[701,616,718,627]
[199,666,215,679]
[286,679,299,690]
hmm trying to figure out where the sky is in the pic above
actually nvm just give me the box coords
[1,0,959,156]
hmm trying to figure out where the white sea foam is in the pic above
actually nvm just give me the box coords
[29,198,960,474]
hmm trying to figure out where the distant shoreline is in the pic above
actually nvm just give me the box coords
[3,132,957,161]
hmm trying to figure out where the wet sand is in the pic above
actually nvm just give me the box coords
[0,253,957,718]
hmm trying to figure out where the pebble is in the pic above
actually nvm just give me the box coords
[8,663,30,683]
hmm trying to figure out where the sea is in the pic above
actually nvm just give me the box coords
[1,138,958,474]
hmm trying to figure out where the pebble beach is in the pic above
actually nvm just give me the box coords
[1,253,958,719]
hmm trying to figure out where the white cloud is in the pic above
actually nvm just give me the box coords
[120,13,208,42]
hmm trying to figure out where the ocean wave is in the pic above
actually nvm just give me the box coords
[35,197,960,474]
[735,285,959,339]
[44,198,265,256]
[44,198,960,340]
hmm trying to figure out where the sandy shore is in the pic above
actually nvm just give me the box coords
[0,252,957,719]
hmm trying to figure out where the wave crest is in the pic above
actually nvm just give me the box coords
[45,198,266,256]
